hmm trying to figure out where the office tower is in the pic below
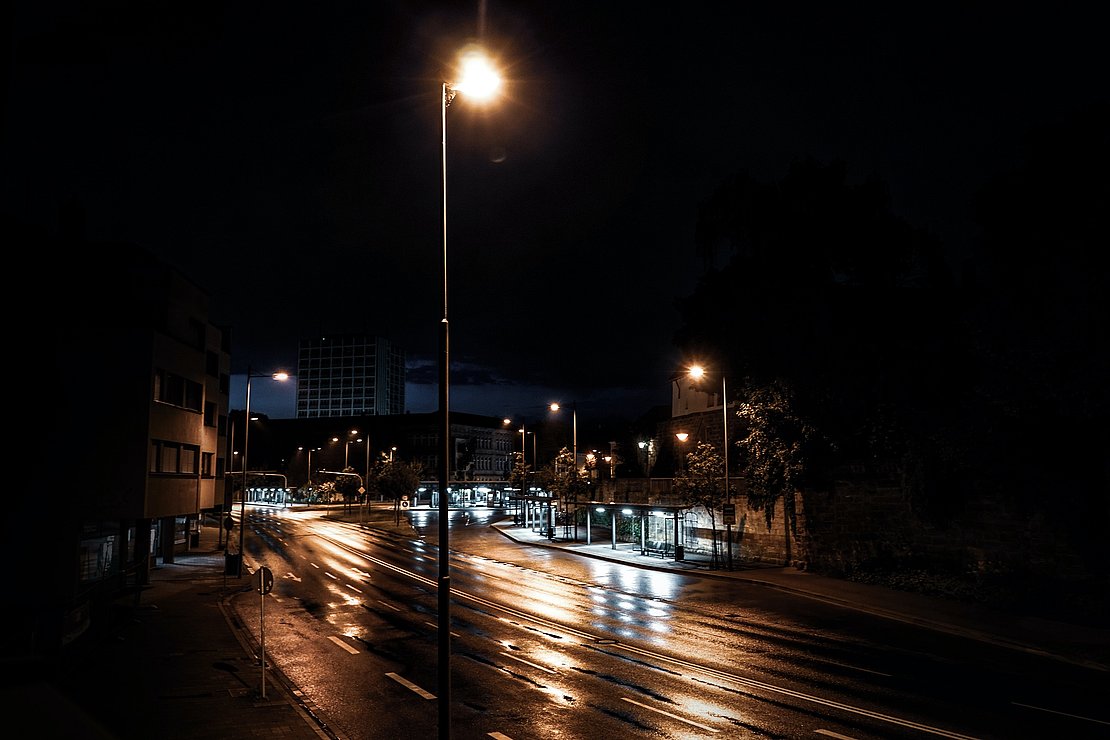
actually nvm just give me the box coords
[295,334,405,418]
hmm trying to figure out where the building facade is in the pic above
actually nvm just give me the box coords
[294,334,405,418]
[17,238,230,655]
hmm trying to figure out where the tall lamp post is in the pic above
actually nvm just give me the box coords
[548,402,577,477]
[345,429,359,468]
[297,446,319,489]
[518,419,527,470]
[438,46,501,740]
[549,402,577,539]
[239,366,289,577]
[690,364,732,571]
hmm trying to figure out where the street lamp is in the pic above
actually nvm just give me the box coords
[528,432,536,484]
[638,439,656,477]
[439,45,501,739]
[345,429,359,468]
[239,366,289,578]
[518,420,526,467]
[549,402,578,540]
[548,402,577,478]
[689,364,732,571]
[297,446,319,489]
[675,432,690,471]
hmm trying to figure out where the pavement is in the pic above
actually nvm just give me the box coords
[8,505,1107,739]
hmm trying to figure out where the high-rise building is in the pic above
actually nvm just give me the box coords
[295,334,405,417]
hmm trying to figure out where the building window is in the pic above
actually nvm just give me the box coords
[151,440,201,476]
[154,369,203,412]
[180,446,198,475]
[161,443,179,473]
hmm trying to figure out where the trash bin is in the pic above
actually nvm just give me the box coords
[189,533,200,548]
[674,545,684,561]
[224,553,241,575]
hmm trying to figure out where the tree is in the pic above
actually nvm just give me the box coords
[509,451,530,492]
[314,480,337,504]
[966,103,1109,545]
[675,157,967,512]
[333,467,362,513]
[373,460,423,524]
[734,380,825,528]
[672,442,727,568]
[543,447,589,534]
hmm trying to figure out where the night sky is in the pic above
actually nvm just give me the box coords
[6,2,1105,420]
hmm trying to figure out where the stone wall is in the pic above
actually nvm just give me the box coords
[595,476,1095,580]
[594,478,803,566]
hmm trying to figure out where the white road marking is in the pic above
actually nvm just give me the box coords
[1012,701,1110,726]
[386,672,435,699]
[284,572,302,582]
[327,636,359,654]
[816,730,859,739]
[488,733,514,739]
[620,697,720,732]
[345,583,363,593]
[421,620,460,637]
[499,651,556,674]
[377,599,401,611]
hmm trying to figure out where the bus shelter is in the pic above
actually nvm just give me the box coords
[583,502,690,562]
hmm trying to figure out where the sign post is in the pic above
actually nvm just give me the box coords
[253,566,274,697]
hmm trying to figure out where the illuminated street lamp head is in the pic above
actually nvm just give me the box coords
[676,432,690,442]
[688,364,706,381]
[549,403,560,412]
[272,372,289,381]
[451,46,501,100]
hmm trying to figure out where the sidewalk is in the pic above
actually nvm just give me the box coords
[8,521,332,740]
[11,509,1107,740]
[491,518,1110,673]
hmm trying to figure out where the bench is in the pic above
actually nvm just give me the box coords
[642,541,672,558]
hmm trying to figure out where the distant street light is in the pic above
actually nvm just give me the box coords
[548,402,577,477]
[549,402,578,539]
[675,432,690,471]
[689,364,732,570]
[345,429,359,468]
[239,366,289,578]
[528,432,536,485]
[438,44,501,739]
[638,439,656,477]
[297,446,319,489]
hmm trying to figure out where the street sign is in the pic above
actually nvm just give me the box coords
[722,504,736,526]
[253,565,274,595]
[358,486,366,495]
[400,500,410,509]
